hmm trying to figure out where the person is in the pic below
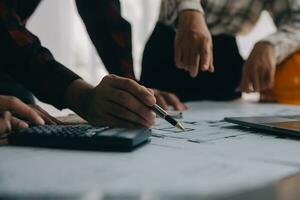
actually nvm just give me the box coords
[75,0,187,111]
[0,0,161,136]
[139,0,300,101]
[84,0,293,102]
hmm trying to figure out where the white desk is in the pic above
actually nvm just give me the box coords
[1,101,300,200]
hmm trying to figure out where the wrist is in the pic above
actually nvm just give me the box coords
[64,79,94,118]
[178,10,205,28]
[177,0,204,15]
[255,42,275,59]
[255,41,274,49]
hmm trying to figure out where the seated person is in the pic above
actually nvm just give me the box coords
[140,0,300,101]
[0,0,160,136]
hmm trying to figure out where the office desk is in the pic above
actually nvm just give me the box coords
[1,101,300,200]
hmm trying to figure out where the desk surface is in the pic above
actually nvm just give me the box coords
[1,101,300,200]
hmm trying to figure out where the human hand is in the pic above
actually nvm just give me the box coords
[175,10,214,78]
[237,42,276,93]
[29,104,61,125]
[0,95,45,136]
[79,75,157,128]
[151,89,187,111]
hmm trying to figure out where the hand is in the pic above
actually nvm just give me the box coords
[151,89,187,111]
[0,95,45,136]
[175,10,214,78]
[68,75,157,128]
[29,104,61,125]
[237,42,276,93]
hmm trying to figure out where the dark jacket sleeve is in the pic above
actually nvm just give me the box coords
[0,4,81,109]
[75,0,136,80]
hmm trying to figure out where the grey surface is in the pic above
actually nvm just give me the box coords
[1,101,300,200]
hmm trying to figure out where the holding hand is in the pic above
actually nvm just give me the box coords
[237,42,276,93]
[74,75,157,128]
[175,10,214,78]
[151,89,187,111]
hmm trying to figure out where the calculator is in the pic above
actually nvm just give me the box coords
[8,125,151,151]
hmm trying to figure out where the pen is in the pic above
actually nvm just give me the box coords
[152,104,185,131]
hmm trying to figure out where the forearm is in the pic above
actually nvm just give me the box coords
[63,79,94,120]
[0,7,80,109]
[75,0,136,80]
[263,0,300,64]
[260,29,300,64]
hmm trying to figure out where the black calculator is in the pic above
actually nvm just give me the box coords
[8,125,151,151]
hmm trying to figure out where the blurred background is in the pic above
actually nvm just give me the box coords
[27,0,276,114]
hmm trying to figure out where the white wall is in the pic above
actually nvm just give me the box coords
[27,0,74,69]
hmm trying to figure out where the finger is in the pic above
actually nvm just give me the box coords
[242,65,255,93]
[199,47,210,72]
[147,88,155,95]
[108,89,156,122]
[187,47,196,68]
[0,111,12,134]
[182,48,190,71]
[34,111,57,125]
[236,71,246,92]
[11,116,29,130]
[104,101,155,127]
[175,44,184,69]
[30,104,60,125]
[208,51,215,73]
[108,76,156,107]
[31,107,57,125]
[269,66,276,88]
[265,67,276,90]
[0,96,44,125]
[155,94,169,111]
[237,69,251,93]
[251,68,261,92]
[189,52,200,78]
[162,93,187,111]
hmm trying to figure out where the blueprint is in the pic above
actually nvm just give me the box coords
[1,101,300,199]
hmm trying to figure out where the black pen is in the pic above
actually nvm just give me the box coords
[152,104,185,131]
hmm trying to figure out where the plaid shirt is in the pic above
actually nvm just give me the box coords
[159,0,300,64]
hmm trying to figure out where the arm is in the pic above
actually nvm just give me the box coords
[76,0,187,111]
[75,0,136,80]
[261,0,300,64]
[0,2,157,129]
[0,3,80,109]
[0,74,158,136]
[64,75,156,128]
[159,0,213,77]
[237,0,300,93]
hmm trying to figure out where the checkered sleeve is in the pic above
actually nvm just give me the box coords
[176,0,203,14]
[260,0,300,64]
[159,0,203,26]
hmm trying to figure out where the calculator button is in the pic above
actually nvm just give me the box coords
[96,128,122,137]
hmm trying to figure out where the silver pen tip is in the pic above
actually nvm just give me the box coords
[175,123,185,131]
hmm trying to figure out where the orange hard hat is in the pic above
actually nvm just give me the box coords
[261,51,300,105]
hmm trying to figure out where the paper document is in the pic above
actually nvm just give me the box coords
[1,101,300,199]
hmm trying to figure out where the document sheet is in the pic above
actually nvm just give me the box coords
[1,101,300,199]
